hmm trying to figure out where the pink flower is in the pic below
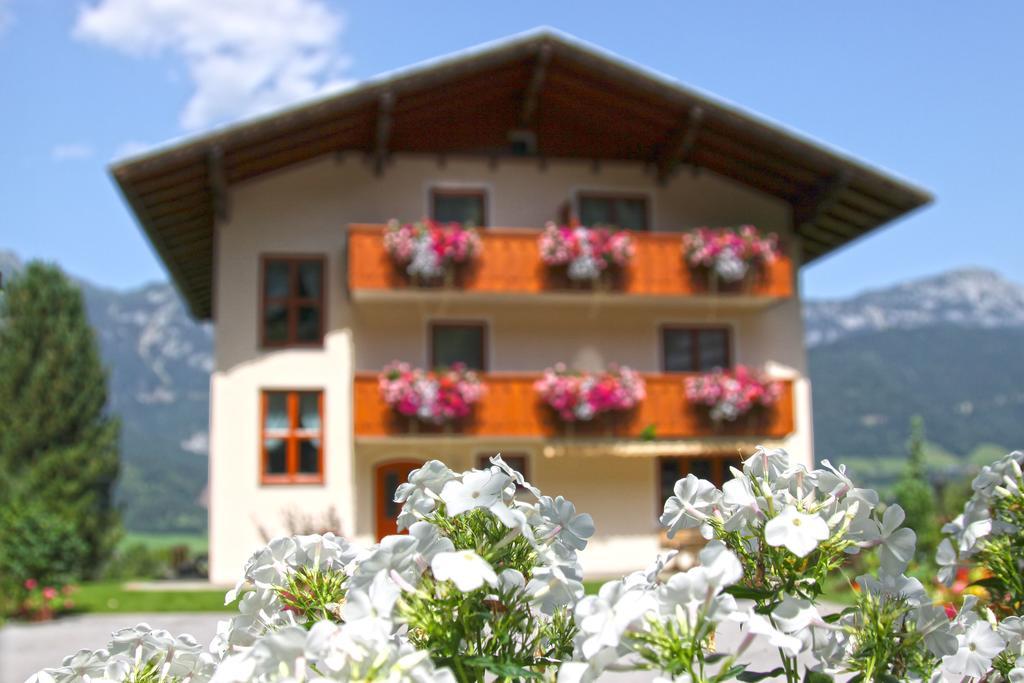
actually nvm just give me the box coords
[535,364,645,422]
[24,578,37,590]
[379,361,485,425]
[42,587,57,600]
[684,365,781,422]
[682,225,779,270]
[384,220,481,270]
[538,222,634,276]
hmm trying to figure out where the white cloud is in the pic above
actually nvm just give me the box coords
[73,0,352,131]
[51,143,95,161]
[0,0,13,34]
[113,140,154,160]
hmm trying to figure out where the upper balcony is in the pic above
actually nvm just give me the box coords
[346,224,794,308]
[353,372,795,442]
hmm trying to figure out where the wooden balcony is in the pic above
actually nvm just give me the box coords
[353,373,795,440]
[347,225,794,305]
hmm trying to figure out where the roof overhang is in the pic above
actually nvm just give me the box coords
[111,27,932,320]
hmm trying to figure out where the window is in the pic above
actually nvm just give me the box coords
[261,256,325,347]
[578,193,648,230]
[431,188,487,226]
[261,390,324,484]
[659,455,741,508]
[430,321,487,370]
[477,453,529,480]
[661,326,731,372]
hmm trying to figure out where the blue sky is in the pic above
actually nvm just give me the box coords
[2,1,1021,299]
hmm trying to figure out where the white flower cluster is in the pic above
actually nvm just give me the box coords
[566,227,601,282]
[936,450,1024,585]
[661,446,916,571]
[211,621,454,683]
[29,447,1024,683]
[712,247,748,283]
[558,542,797,682]
[30,455,592,683]
[407,231,443,280]
[28,624,216,683]
[390,454,593,606]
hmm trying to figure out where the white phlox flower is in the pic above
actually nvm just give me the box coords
[731,610,803,657]
[488,453,542,498]
[942,620,1006,680]
[439,469,509,516]
[527,562,584,615]
[430,550,498,592]
[660,474,721,538]
[763,505,830,558]
[872,504,917,575]
[535,495,595,552]
[856,571,929,607]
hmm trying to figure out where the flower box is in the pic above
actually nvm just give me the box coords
[383,220,482,287]
[378,361,484,430]
[538,223,634,289]
[682,225,780,293]
[533,363,645,430]
[684,365,782,427]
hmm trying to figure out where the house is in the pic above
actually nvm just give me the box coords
[110,29,930,583]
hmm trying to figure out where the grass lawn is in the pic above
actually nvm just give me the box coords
[73,583,233,613]
[119,532,208,554]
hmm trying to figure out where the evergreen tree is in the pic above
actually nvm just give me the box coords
[892,415,940,563]
[0,262,120,579]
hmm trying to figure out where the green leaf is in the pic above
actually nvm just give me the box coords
[970,576,1007,591]
[738,668,785,682]
[804,672,834,683]
[725,585,773,601]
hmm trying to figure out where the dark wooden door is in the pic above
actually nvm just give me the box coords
[375,460,422,539]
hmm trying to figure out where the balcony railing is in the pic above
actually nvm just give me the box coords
[353,372,795,440]
[347,224,794,300]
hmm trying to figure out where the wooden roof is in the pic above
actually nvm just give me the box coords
[111,28,931,320]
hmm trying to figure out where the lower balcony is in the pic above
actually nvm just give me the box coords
[353,372,795,441]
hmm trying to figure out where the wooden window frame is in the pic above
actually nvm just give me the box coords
[576,191,651,231]
[428,320,489,371]
[260,389,325,485]
[259,254,326,349]
[429,187,489,227]
[659,325,732,373]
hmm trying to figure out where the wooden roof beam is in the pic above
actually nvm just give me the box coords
[208,145,229,221]
[792,169,852,231]
[656,106,704,185]
[519,43,552,128]
[374,92,395,177]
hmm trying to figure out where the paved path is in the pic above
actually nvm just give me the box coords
[0,612,825,683]
[0,613,223,683]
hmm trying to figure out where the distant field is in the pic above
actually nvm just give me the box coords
[119,532,208,554]
[73,582,232,613]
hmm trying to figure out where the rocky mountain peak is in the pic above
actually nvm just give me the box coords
[804,268,1024,347]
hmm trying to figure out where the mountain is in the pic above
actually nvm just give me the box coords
[805,268,1024,487]
[0,251,212,532]
[803,268,1024,347]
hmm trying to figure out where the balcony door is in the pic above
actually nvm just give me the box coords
[375,460,422,539]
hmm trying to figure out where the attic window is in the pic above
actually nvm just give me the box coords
[578,193,648,230]
[431,188,487,227]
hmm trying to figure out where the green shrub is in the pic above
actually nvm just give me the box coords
[892,477,940,562]
[102,543,172,581]
[0,500,87,618]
